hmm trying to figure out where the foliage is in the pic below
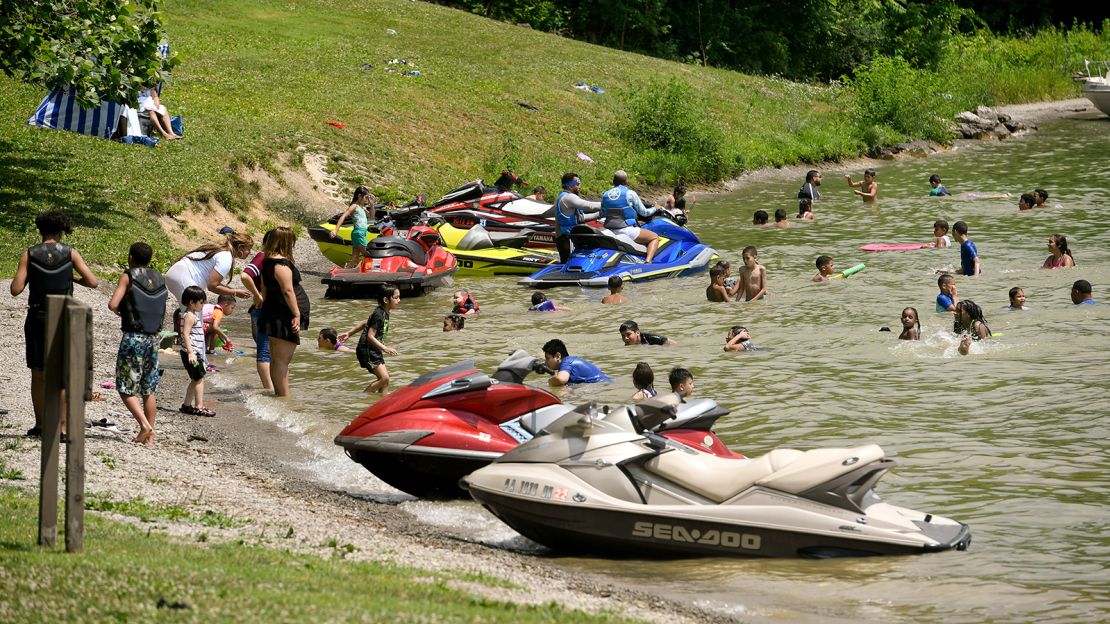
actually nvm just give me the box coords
[847,55,956,145]
[0,487,637,622]
[436,0,1108,81]
[0,0,178,108]
[84,492,247,527]
[616,78,726,183]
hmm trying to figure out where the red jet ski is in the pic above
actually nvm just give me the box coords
[321,224,458,299]
[428,172,599,248]
[333,351,742,499]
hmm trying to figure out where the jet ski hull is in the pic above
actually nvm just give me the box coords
[467,484,970,558]
[339,431,501,499]
[519,246,717,287]
[464,463,971,559]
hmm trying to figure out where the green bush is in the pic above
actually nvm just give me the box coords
[848,55,955,145]
[616,78,726,182]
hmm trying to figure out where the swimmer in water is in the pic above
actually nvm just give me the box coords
[813,255,835,282]
[845,168,878,202]
[929,175,950,197]
[899,307,921,340]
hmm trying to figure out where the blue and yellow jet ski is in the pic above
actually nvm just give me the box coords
[518,215,717,288]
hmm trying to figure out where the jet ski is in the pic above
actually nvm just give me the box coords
[429,219,559,277]
[519,212,717,287]
[308,197,427,267]
[463,397,972,559]
[321,224,458,298]
[333,351,741,499]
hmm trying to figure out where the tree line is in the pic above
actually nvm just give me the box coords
[441,0,1109,80]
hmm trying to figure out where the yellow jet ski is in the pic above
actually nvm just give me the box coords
[430,220,558,277]
[308,199,426,267]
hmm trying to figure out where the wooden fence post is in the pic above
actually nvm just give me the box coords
[64,300,90,553]
[37,295,65,548]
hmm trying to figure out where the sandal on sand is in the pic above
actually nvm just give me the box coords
[179,404,198,415]
[26,426,42,438]
[194,407,216,417]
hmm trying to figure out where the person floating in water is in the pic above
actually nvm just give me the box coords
[618,320,676,346]
[529,291,569,312]
[845,168,878,202]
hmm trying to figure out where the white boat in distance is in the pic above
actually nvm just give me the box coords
[1078,60,1110,116]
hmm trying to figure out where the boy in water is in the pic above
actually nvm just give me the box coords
[1034,189,1049,207]
[752,210,769,226]
[772,208,793,228]
[618,320,676,346]
[845,168,879,202]
[723,326,756,351]
[812,255,835,282]
[936,274,958,312]
[953,221,981,276]
[737,246,767,302]
[668,368,694,398]
[602,275,628,304]
[542,339,610,386]
[929,175,950,197]
[452,289,479,315]
[931,220,952,248]
[1018,193,1036,211]
[706,265,730,302]
[797,198,815,220]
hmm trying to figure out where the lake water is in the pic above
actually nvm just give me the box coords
[215,112,1110,623]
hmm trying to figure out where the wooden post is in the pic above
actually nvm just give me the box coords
[37,295,65,548]
[64,300,89,553]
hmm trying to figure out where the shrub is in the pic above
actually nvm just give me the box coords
[616,78,725,182]
[848,55,955,145]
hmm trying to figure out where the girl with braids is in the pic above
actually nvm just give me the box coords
[331,186,376,268]
[954,300,991,355]
[898,307,921,341]
[1041,234,1075,269]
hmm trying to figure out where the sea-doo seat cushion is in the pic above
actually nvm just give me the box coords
[755,445,884,494]
[518,404,578,435]
[365,236,427,266]
[498,197,555,219]
[646,447,805,502]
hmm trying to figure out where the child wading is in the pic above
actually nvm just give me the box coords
[108,242,168,445]
[341,286,401,394]
[178,286,215,416]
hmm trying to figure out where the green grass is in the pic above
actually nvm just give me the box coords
[0,487,636,622]
[0,1,1105,277]
[84,492,248,528]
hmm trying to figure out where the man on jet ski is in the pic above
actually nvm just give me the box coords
[553,173,602,264]
[602,170,660,264]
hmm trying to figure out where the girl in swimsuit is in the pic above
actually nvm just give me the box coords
[1042,234,1075,269]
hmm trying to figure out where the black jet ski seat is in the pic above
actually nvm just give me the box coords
[568,225,647,255]
[364,236,426,266]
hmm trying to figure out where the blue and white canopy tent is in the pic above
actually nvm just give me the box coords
[26,43,171,140]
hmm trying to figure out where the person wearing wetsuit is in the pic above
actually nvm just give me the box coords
[601,170,659,263]
[10,210,100,438]
[542,338,611,386]
[618,320,676,346]
[554,172,601,264]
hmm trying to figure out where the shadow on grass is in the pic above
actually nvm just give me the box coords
[0,138,132,233]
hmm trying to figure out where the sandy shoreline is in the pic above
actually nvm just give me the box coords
[0,97,1096,621]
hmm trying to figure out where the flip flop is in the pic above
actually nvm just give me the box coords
[90,391,107,402]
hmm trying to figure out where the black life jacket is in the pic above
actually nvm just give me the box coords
[27,242,73,308]
[120,267,168,334]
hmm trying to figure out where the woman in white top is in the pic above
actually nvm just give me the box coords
[166,232,254,304]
